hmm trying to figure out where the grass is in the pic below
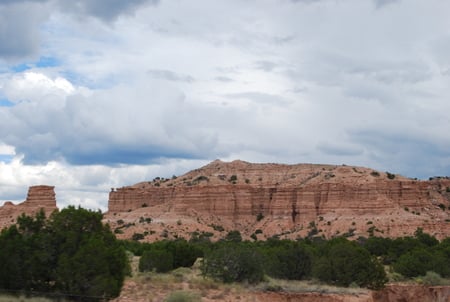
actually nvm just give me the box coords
[165,290,201,302]
[254,277,369,295]
[0,295,68,302]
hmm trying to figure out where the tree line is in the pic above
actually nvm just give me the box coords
[0,207,129,301]
[127,228,450,290]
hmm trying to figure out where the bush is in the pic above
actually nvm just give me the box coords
[421,271,446,286]
[132,233,145,241]
[224,230,242,242]
[264,243,312,280]
[139,249,173,273]
[370,171,380,177]
[313,241,387,289]
[202,244,264,284]
[256,213,264,222]
[386,172,396,179]
[229,175,237,182]
[393,249,434,278]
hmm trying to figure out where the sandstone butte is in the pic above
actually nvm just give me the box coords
[0,185,58,230]
[104,160,450,242]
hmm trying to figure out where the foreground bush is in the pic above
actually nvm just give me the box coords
[0,207,129,301]
[313,240,387,289]
[201,243,264,284]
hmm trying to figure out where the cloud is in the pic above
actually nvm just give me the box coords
[317,142,364,157]
[0,2,49,60]
[2,72,74,103]
[55,0,159,22]
[0,0,159,60]
[0,72,221,165]
[215,76,234,82]
[349,129,450,178]
[224,92,291,106]
[147,69,194,83]
[373,0,400,8]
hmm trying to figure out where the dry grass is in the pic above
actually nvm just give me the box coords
[0,295,68,302]
[254,277,369,295]
[115,265,373,301]
[164,290,201,302]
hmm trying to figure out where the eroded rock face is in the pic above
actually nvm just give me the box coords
[106,160,450,241]
[0,185,58,229]
[373,284,450,302]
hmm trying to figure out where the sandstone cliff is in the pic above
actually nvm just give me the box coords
[0,185,58,229]
[105,160,450,241]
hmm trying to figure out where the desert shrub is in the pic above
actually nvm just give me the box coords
[202,243,264,284]
[210,224,224,232]
[166,240,203,268]
[421,271,446,286]
[414,228,439,247]
[139,249,173,273]
[386,172,396,179]
[393,249,434,278]
[132,233,145,241]
[263,242,312,280]
[256,213,264,222]
[312,240,387,289]
[194,175,209,182]
[224,230,242,242]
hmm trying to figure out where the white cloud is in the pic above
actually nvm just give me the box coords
[0,144,14,155]
[3,72,75,102]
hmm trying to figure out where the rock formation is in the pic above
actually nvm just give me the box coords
[105,160,450,241]
[0,185,58,230]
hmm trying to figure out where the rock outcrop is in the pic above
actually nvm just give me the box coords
[0,185,58,229]
[105,160,450,241]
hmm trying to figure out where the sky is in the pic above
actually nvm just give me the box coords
[1,0,450,211]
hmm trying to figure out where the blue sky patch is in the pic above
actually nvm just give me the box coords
[36,56,60,68]
[11,56,60,73]
[0,154,13,164]
[0,98,14,107]
[11,63,31,72]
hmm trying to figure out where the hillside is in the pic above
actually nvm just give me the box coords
[104,160,450,241]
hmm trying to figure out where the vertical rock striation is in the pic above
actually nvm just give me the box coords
[106,160,450,240]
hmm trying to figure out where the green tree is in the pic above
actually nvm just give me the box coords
[224,230,242,242]
[0,207,129,300]
[393,249,435,278]
[312,240,387,289]
[139,249,174,273]
[202,243,264,284]
[50,207,128,300]
[0,225,26,290]
[263,241,312,280]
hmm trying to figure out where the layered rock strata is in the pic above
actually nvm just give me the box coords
[0,185,58,229]
[106,160,450,241]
